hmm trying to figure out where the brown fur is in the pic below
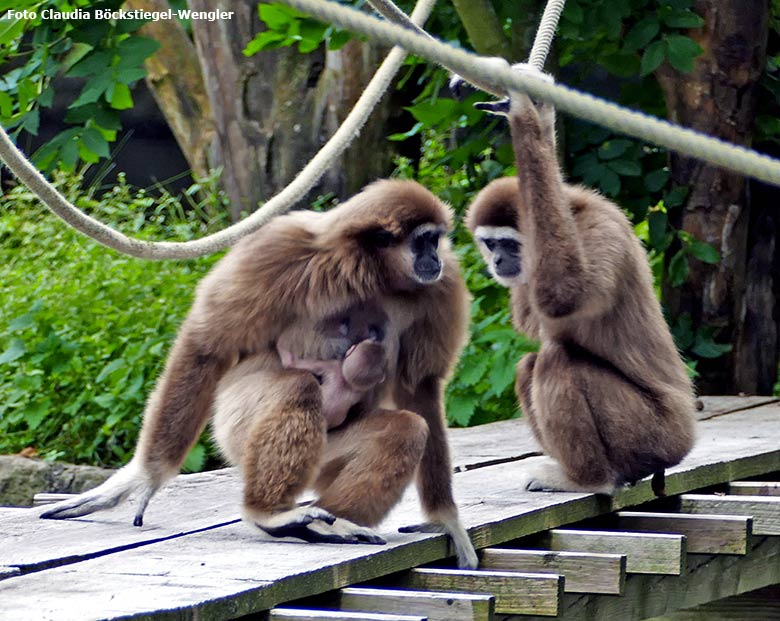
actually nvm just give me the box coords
[41,179,476,565]
[466,93,696,493]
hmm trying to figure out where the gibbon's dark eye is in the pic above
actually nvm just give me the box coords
[365,228,395,248]
[483,239,496,252]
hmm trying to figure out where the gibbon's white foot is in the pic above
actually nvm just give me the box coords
[250,506,385,545]
[399,514,478,569]
[518,456,616,495]
[39,460,160,526]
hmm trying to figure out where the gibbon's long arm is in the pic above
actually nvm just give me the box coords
[507,97,588,320]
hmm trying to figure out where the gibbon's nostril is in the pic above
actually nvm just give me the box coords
[494,255,503,266]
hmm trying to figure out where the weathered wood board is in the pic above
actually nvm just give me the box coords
[1,401,779,621]
[508,535,780,621]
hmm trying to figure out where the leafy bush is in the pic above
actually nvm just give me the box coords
[0,171,228,468]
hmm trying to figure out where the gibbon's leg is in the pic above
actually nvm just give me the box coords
[41,332,228,525]
[395,378,479,569]
[515,352,547,452]
[520,342,618,494]
[214,364,367,544]
[314,409,429,534]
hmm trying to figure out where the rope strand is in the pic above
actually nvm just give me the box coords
[276,0,780,188]
[0,0,437,259]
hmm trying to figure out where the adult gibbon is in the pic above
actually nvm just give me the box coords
[42,180,478,568]
[465,64,696,495]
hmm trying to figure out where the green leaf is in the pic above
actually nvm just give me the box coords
[672,313,695,350]
[70,73,113,108]
[599,168,621,196]
[458,356,490,386]
[116,36,159,69]
[665,35,703,73]
[243,31,287,56]
[24,400,49,430]
[668,250,689,286]
[597,139,632,160]
[258,3,300,29]
[665,186,689,207]
[645,168,669,192]
[692,330,732,358]
[108,83,133,110]
[182,443,207,473]
[662,11,704,29]
[640,40,667,76]
[406,99,458,126]
[685,238,720,264]
[623,16,660,53]
[67,51,113,78]
[81,127,110,158]
[607,159,642,176]
[447,394,478,427]
[96,358,126,383]
[327,29,352,50]
[648,210,669,250]
[0,90,12,118]
[0,339,25,364]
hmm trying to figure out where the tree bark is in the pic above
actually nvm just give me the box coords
[657,0,770,394]
[187,1,401,221]
[125,0,214,180]
[449,0,512,58]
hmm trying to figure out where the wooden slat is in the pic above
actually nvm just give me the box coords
[517,531,780,621]
[270,610,426,621]
[401,567,562,617]
[0,566,21,580]
[542,529,686,575]
[728,481,780,496]
[479,548,625,595]
[616,512,751,554]
[651,585,780,620]
[679,494,780,535]
[338,587,493,621]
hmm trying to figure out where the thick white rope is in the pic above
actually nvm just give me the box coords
[0,0,437,259]
[277,0,780,189]
[527,0,566,70]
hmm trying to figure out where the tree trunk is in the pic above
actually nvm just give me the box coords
[657,0,770,394]
[188,1,399,221]
[126,0,214,181]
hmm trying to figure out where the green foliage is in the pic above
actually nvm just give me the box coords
[0,0,159,170]
[0,171,229,467]
[245,2,352,55]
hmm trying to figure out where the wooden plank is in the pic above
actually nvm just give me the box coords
[270,609,426,621]
[695,396,779,421]
[1,403,780,620]
[338,587,494,621]
[479,548,625,595]
[0,467,243,572]
[728,481,780,496]
[0,566,20,580]
[679,494,780,535]
[400,568,562,616]
[514,535,780,621]
[650,585,780,620]
[541,529,686,575]
[615,512,751,554]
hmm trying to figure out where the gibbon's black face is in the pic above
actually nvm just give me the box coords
[474,225,524,286]
[409,223,444,283]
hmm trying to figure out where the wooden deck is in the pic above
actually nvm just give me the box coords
[1,396,780,620]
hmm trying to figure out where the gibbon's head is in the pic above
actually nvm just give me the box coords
[466,177,526,287]
[332,179,454,291]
